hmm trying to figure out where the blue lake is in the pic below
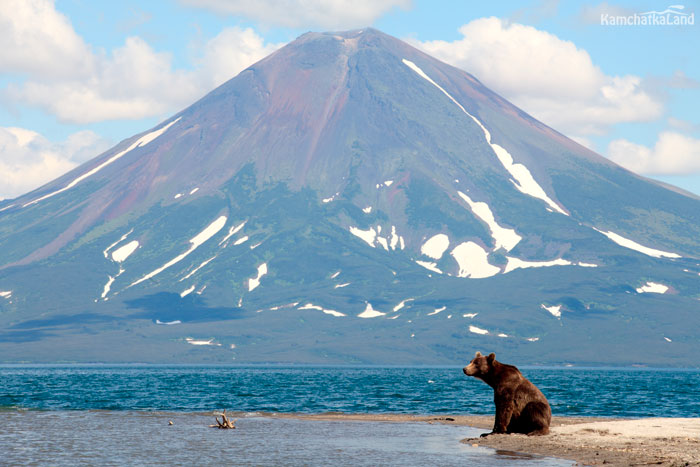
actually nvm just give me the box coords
[2,366,698,466]
[1,365,699,416]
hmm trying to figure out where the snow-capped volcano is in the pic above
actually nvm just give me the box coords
[1,28,698,365]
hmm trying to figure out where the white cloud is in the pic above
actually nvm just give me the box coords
[0,1,283,198]
[1,0,282,123]
[196,27,283,88]
[0,0,92,79]
[179,0,410,29]
[607,131,700,175]
[0,127,111,199]
[7,36,202,123]
[412,18,663,138]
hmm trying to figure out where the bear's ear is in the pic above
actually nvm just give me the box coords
[487,353,495,363]
[474,351,482,358]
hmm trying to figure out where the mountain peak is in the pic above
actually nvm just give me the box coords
[1,28,699,366]
[295,27,386,41]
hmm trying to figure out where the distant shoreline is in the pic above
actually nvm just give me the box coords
[1,362,700,370]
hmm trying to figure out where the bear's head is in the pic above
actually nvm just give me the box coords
[463,351,495,378]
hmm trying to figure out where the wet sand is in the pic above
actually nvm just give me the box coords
[269,413,700,466]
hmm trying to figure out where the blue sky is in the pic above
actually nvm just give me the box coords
[1,0,699,199]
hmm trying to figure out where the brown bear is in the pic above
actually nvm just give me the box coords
[463,351,551,436]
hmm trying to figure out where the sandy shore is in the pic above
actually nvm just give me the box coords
[264,413,700,466]
[468,417,700,466]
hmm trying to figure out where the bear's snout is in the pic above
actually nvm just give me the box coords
[463,363,476,376]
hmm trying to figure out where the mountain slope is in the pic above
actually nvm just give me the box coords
[1,28,698,366]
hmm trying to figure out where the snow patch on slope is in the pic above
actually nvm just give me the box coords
[594,228,681,259]
[541,304,562,318]
[248,263,268,291]
[504,257,573,273]
[111,240,139,263]
[358,302,385,318]
[491,144,568,215]
[181,256,217,281]
[390,226,399,250]
[322,192,339,203]
[268,302,299,311]
[233,236,249,246]
[190,216,228,247]
[393,298,414,312]
[402,59,566,215]
[469,325,488,335]
[457,191,521,251]
[101,274,117,299]
[298,303,345,317]
[103,229,133,258]
[415,260,442,274]
[349,224,404,251]
[24,117,181,207]
[180,285,195,297]
[185,337,220,346]
[421,234,449,259]
[156,320,181,325]
[100,232,138,300]
[131,215,227,287]
[636,282,669,294]
[451,242,500,278]
[349,226,376,247]
[219,221,246,246]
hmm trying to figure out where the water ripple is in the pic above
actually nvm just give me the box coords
[0,366,698,417]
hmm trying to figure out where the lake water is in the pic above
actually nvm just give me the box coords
[2,365,699,465]
[1,411,570,466]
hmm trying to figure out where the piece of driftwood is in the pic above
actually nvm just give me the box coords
[210,410,236,429]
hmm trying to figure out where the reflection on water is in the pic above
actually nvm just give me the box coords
[0,411,569,466]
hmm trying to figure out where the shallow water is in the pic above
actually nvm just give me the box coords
[0,411,569,466]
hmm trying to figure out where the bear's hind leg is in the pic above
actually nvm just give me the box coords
[515,401,550,436]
